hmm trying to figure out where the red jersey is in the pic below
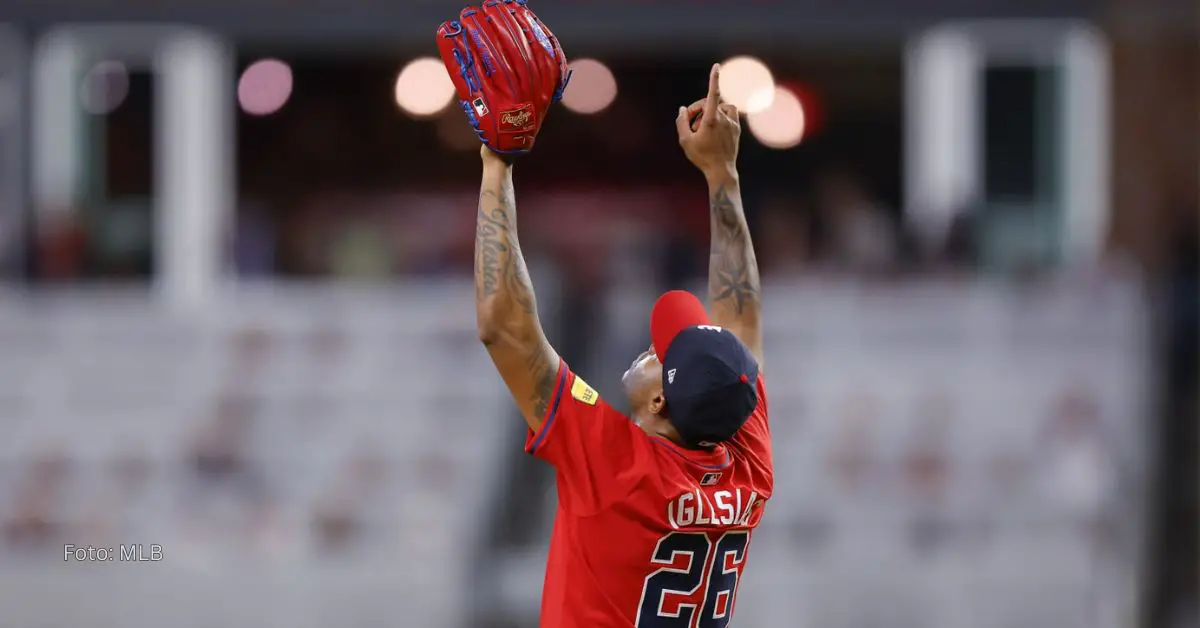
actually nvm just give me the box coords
[524,360,774,628]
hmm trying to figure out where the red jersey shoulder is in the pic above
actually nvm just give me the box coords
[525,363,659,514]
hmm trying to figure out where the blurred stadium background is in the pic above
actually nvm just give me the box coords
[0,0,1196,626]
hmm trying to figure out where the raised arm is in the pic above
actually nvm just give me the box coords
[474,147,561,432]
[705,173,763,363]
[676,64,764,366]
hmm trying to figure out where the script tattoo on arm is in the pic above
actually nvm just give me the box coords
[474,170,560,428]
[707,182,764,362]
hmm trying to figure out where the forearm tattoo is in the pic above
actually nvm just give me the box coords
[474,180,556,419]
[708,185,761,317]
[475,186,535,314]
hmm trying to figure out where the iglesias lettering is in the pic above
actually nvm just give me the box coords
[667,488,761,529]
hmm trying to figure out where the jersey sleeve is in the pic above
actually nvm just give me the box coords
[729,374,773,474]
[525,360,655,515]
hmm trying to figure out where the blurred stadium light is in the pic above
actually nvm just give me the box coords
[561,58,617,115]
[718,55,775,114]
[394,57,455,118]
[746,86,807,149]
[237,58,292,116]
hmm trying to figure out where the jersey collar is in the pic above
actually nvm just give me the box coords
[652,437,732,470]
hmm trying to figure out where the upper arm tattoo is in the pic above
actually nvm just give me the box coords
[527,348,559,421]
[708,185,761,317]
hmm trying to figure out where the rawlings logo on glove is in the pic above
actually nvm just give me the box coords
[500,107,535,131]
[436,0,571,154]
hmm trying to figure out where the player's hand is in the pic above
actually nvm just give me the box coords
[676,64,740,183]
[480,144,515,170]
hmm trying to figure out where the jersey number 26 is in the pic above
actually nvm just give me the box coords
[636,531,750,628]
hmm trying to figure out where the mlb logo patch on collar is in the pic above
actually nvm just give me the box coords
[700,472,722,486]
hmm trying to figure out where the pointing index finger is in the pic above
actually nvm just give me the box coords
[703,63,720,127]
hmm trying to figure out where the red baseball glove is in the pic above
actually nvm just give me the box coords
[436,0,570,154]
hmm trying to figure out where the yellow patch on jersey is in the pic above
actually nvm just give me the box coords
[571,376,599,405]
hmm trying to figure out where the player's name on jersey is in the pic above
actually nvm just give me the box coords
[668,488,761,530]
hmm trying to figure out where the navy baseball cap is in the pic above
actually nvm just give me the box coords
[651,290,759,449]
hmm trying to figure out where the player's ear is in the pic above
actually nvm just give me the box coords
[649,393,667,416]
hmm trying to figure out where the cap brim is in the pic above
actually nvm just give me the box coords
[651,290,711,361]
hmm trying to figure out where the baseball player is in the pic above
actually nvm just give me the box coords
[439,4,771,626]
